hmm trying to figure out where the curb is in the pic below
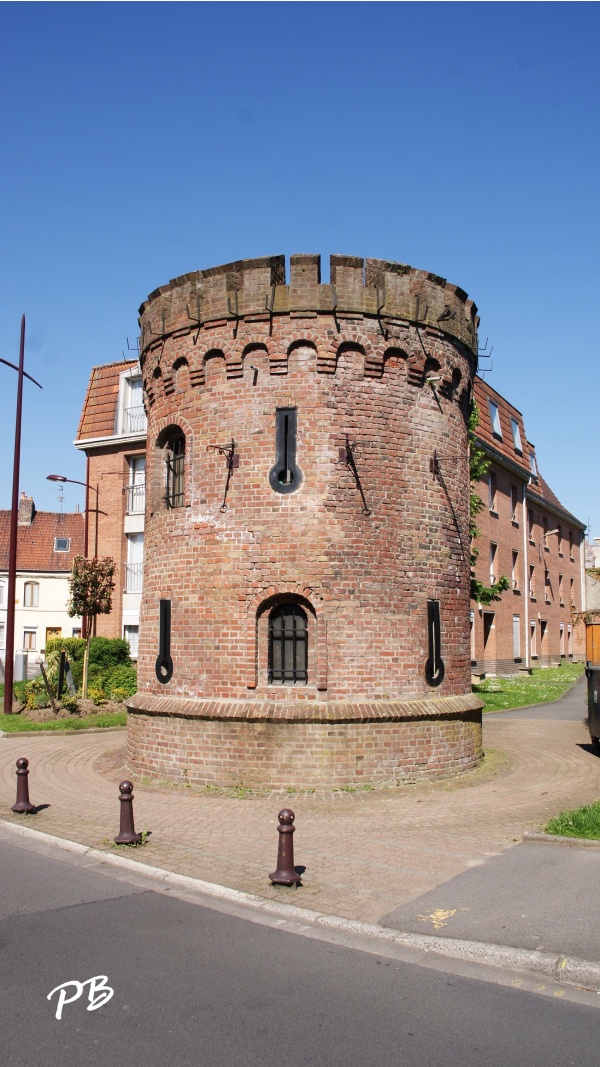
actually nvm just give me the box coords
[523,831,600,849]
[0,726,125,738]
[3,819,600,994]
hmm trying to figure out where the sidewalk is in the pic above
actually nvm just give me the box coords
[1,676,599,981]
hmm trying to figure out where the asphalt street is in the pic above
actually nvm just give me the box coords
[1,828,599,1067]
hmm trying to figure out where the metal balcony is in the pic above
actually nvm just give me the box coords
[124,562,143,593]
[123,405,147,434]
[125,482,146,515]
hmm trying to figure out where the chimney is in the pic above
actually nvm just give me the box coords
[18,492,35,526]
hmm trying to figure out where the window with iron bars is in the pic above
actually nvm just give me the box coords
[268,604,308,684]
[165,435,185,508]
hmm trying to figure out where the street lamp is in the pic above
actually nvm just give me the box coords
[2,316,43,715]
[46,475,101,638]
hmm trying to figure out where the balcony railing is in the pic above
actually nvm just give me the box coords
[125,482,146,515]
[124,562,143,593]
[123,405,147,434]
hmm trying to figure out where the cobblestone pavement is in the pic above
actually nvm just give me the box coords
[1,709,599,926]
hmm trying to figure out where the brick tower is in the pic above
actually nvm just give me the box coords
[127,254,484,788]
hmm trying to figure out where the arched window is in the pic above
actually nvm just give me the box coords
[24,581,39,607]
[268,603,307,685]
[165,431,185,508]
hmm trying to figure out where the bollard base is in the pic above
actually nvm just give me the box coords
[269,869,302,887]
[114,831,142,845]
[11,802,35,814]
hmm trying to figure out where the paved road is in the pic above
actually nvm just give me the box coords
[2,828,599,1067]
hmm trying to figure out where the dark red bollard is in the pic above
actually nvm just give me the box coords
[11,757,35,814]
[114,780,142,845]
[269,808,301,886]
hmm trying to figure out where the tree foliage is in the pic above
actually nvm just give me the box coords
[68,557,115,618]
[469,405,510,605]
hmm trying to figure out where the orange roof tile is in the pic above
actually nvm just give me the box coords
[0,504,85,572]
[76,360,138,441]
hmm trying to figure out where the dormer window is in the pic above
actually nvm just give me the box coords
[510,418,522,453]
[117,370,147,436]
[54,537,70,552]
[488,400,502,439]
[529,452,537,479]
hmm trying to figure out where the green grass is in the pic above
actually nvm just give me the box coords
[545,800,600,840]
[0,710,127,732]
[473,662,584,713]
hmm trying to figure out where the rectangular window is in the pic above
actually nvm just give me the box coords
[530,621,537,658]
[469,610,475,663]
[0,623,4,648]
[569,530,574,560]
[126,456,146,515]
[557,526,563,555]
[166,435,185,508]
[72,627,82,638]
[488,472,497,513]
[124,624,139,659]
[545,569,551,601]
[529,452,537,479]
[567,624,573,655]
[570,577,575,605]
[512,551,519,590]
[559,574,564,604]
[488,400,502,438]
[510,417,522,453]
[540,620,548,651]
[528,509,535,542]
[513,615,521,659]
[510,484,519,523]
[560,624,565,655]
[489,543,497,585]
[529,565,535,600]
[122,376,147,435]
[543,516,549,547]
[23,582,39,608]
[125,533,144,593]
[54,537,70,552]
[23,629,36,651]
[0,583,4,606]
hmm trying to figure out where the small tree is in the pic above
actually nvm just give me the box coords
[68,556,115,697]
[469,405,510,605]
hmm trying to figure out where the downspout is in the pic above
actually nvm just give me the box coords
[523,480,530,669]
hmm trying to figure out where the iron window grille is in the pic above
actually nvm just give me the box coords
[166,435,185,508]
[268,604,308,685]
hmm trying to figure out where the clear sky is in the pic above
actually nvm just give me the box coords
[0,2,598,536]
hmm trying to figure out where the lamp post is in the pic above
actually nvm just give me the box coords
[2,316,43,715]
[46,475,100,639]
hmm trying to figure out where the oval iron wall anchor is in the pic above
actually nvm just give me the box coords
[425,599,445,687]
[155,598,173,683]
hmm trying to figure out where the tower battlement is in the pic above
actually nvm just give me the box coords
[139,254,479,358]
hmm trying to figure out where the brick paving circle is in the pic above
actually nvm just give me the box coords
[1,710,598,925]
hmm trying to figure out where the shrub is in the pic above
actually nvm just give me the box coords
[87,688,107,706]
[109,687,130,703]
[60,693,80,713]
[88,637,131,670]
[105,663,137,698]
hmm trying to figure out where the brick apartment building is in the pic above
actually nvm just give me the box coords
[471,377,585,675]
[0,493,84,665]
[75,359,585,681]
[74,360,146,656]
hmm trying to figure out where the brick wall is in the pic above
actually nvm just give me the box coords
[87,444,145,638]
[129,253,483,786]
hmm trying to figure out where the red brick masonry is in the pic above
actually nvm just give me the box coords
[127,693,483,789]
[130,253,483,787]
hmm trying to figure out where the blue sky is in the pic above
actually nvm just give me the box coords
[1,2,598,536]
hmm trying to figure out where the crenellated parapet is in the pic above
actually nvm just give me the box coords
[138,253,479,361]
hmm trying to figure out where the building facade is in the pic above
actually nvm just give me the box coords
[0,494,84,670]
[75,360,147,657]
[470,377,585,675]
